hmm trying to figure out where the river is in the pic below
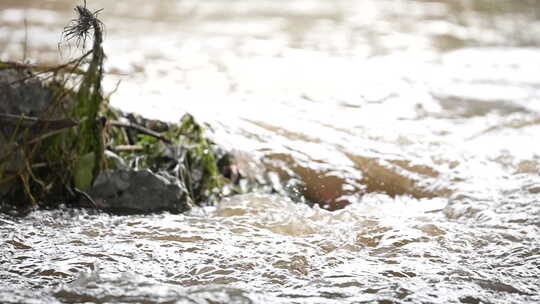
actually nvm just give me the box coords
[1,0,539,303]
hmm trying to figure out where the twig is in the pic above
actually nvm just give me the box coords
[0,114,78,164]
[108,120,172,144]
[1,50,93,87]
[27,127,76,144]
[110,145,144,152]
[0,113,174,153]
[72,187,98,208]
[0,113,39,127]
[0,113,78,133]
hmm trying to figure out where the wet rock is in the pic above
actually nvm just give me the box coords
[88,169,189,214]
[0,67,54,196]
[0,67,75,197]
[0,67,54,117]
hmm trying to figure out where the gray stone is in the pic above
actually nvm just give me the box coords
[0,68,56,196]
[88,169,190,213]
[0,68,54,117]
[1,67,79,199]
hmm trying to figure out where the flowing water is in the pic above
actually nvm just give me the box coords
[1,0,540,303]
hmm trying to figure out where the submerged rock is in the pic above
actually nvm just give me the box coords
[88,169,190,213]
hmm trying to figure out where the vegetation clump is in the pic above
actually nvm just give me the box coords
[0,1,237,214]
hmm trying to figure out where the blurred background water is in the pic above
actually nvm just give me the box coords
[1,1,540,303]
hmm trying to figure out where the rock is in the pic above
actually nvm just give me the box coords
[0,67,74,197]
[0,68,53,196]
[0,68,55,117]
[88,169,190,213]
[0,67,75,138]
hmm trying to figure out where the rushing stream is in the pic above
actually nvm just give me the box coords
[1,0,540,303]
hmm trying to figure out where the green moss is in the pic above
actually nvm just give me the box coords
[174,114,222,202]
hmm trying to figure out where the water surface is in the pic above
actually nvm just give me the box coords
[1,0,539,303]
